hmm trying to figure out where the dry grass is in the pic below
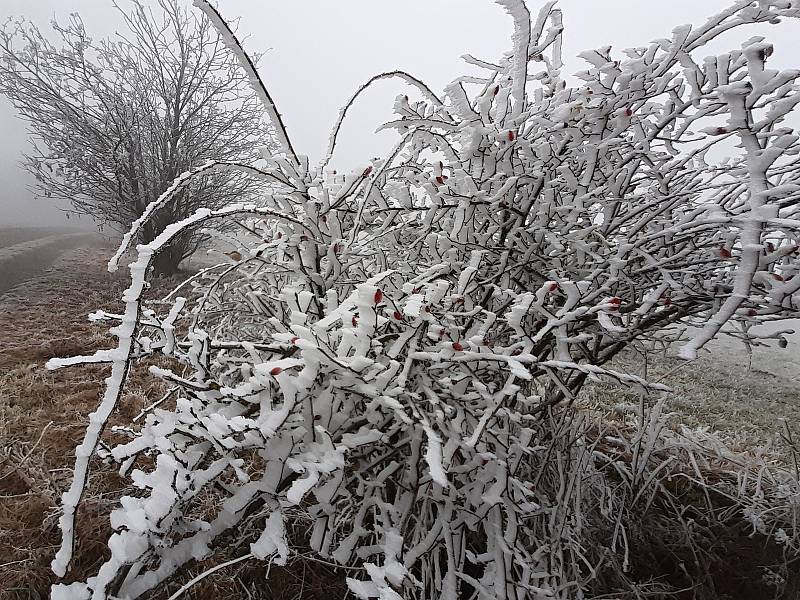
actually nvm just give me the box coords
[2,243,799,599]
[0,244,348,599]
[575,349,800,599]
[0,243,167,598]
[579,348,800,455]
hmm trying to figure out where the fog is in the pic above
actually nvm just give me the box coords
[0,0,794,228]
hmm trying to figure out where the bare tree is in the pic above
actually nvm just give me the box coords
[0,0,273,274]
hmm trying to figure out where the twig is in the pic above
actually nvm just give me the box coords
[8,421,53,475]
[166,553,254,600]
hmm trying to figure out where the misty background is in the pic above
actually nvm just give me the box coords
[0,0,794,229]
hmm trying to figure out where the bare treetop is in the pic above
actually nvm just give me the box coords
[0,0,275,274]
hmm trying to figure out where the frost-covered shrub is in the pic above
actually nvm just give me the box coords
[49,0,800,598]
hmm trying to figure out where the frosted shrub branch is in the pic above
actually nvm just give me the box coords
[50,1,800,598]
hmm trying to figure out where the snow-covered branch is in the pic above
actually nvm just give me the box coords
[51,1,800,598]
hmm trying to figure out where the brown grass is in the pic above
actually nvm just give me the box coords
[0,242,183,597]
[577,351,800,599]
[0,243,133,597]
[0,244,348,599]
[2,243,799,599]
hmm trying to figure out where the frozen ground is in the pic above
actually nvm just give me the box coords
[0,226,76,249]
[0,227,797,595]
[0,230,100,295]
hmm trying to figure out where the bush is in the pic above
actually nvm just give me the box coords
[49,0,800,598]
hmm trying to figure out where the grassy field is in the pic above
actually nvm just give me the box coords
[0,241,344,599]
[1,238,799,599]
[1,242,143,595]
[580,349,800,456]
[0,228,78,250]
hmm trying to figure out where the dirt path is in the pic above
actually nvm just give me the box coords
[0,232,101,296]
[0,226,79,249]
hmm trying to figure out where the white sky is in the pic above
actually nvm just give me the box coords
[0,0,796,226]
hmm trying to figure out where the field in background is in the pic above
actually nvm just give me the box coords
[581,346,800,456]
[0,229,798,598]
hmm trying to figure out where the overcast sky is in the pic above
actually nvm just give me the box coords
[0,0,795,227]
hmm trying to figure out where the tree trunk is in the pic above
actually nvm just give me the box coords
[151,245,184,277]
[141,221,191,277]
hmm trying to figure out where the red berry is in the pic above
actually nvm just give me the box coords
[269,367,282,376]
[548,282,559,292]
[773,273,785,281]
[393,311,403,320]
[719,246,732,259]
[352,316,358,326]
[435,175,444,185]
[362,165,373,177]
[452,342,464,351]
[766,242,775,252]
[507,130,515,142]
[290,336,299,344]
[374,289,383,304]
[624,107,633,117]
[511,348,522,356]
[493,86,500,96]
[747,308,758,316]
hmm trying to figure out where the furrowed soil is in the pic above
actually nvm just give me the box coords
[0,230,798,599]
